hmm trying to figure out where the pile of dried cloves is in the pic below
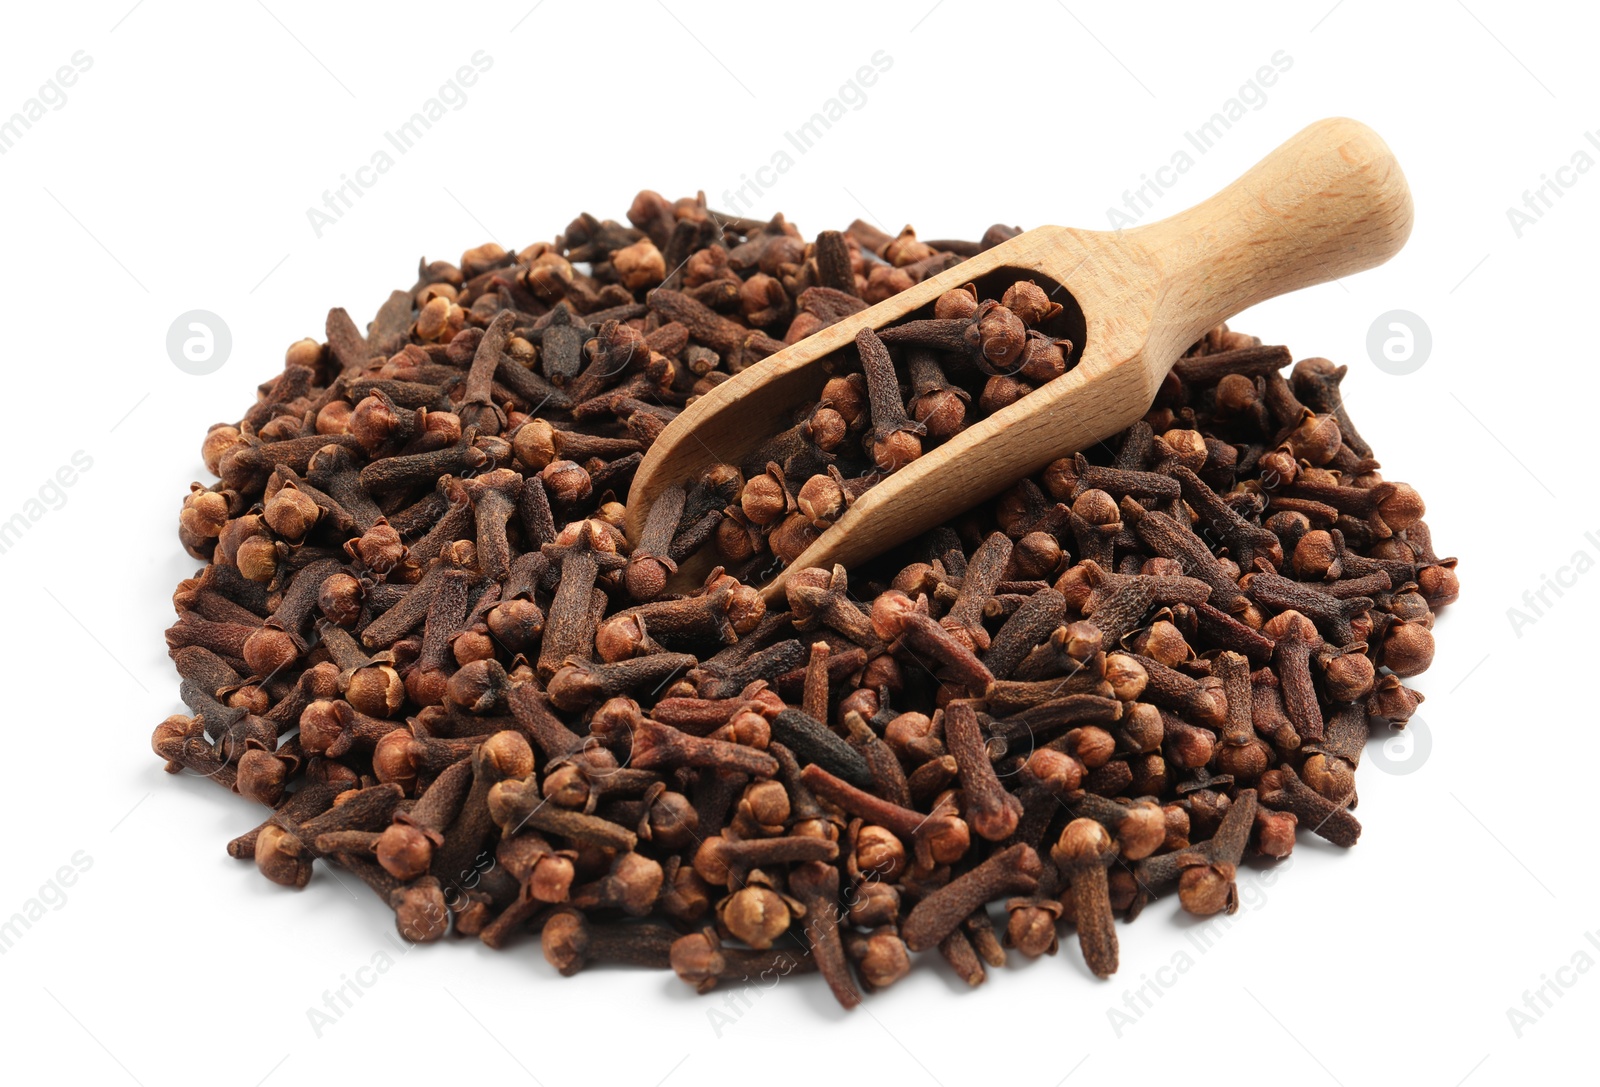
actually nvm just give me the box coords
[157,190,1457,1007]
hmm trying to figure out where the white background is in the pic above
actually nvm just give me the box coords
[0,2,1591,1084]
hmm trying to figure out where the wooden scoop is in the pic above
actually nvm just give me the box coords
[624,117,1413,600]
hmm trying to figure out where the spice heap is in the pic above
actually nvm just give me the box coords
[157,190,1457,1006]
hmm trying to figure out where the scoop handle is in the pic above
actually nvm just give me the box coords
[1129,117,1413,351]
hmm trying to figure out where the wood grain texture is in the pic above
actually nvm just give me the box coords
[625,118,1414,600]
